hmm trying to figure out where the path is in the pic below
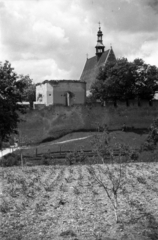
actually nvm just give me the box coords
[0,136,92,158]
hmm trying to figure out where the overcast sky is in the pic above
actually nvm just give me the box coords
[0,0,158,83]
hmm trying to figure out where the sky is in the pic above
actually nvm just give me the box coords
[0,0,158,83]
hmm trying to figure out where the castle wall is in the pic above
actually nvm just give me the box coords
[19,100,158,144]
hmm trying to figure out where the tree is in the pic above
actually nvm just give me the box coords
[0,61,26,149]
[141,118,158,151]
[87,129,133,223]
[91,58,158,103]
[133,59,158,100]
[18,75,36,107]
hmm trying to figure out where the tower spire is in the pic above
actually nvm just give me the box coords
[95,23,105,59]
[98,21,101,30]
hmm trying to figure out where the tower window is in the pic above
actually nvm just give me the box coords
[98,36,102,41]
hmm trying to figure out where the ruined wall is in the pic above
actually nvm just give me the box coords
[53,81,86,105]
[35,81,86,107]
[36,84,47,103]
[46,83,54,106]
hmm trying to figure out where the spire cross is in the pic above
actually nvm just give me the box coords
[98,21,101,29]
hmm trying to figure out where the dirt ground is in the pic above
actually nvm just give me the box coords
[1,162,158,240]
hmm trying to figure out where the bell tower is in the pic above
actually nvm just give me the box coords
[95,22,105,59]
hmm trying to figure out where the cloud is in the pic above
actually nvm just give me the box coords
[12,59,71,83]
[80,0,158,33]
[0,0,158,83]
[0,1,4,8]
[146,0,158,13]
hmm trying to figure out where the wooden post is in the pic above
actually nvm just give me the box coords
[36,148,38,156]
[60,146,61,156]
[66,92,70,106]
[21,152,23,167]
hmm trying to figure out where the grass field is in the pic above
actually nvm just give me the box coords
[21,131,148,156]
[1,162,158,240]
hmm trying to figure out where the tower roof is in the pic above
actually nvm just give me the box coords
[95,24,105,57]
[80,25,116,90]
[95,42,105,47]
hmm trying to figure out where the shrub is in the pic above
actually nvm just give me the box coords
[0,153,21,167]
[66,149,87,165]
[86,94,96,104]
[41,154,50,165]
[140,140,155,152]
[1,141,10,149]
[130,150,139,161]
[141,118,158,152]
[137,176,146,184]
[149,118,158,145]
[60,230,77,238]
[0,198,10,213]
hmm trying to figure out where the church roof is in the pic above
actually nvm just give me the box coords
[95,42,105,47]
[36,80,85,86]
[80,25,116,91]
[80,49,111,90]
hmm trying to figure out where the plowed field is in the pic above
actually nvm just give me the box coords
[1,163,158,240]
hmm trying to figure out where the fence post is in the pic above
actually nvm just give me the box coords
[36,148,38,156]
[21,152,23,167]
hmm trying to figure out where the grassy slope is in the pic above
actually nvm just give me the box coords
[18,104,158,145]
[1,163,158,240]
[21,131,147,157]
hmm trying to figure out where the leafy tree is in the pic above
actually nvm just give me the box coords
[133,59,158,100]
[91,58,158,103]
[0,61,26,149]
[18,75,36,107]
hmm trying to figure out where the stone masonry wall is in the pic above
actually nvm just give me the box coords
[19,100,158,144]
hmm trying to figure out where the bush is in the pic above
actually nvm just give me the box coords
[66,149,87,165]
[0,153,21,167]
[140,140,155,152]
[149,118,158,145]
[140,118,158,152]
[41,154,51,165]
[86,94,96,104]
[130,150,139,161]
[1,142,10,149]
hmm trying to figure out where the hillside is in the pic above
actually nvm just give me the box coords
[18,102,158,145]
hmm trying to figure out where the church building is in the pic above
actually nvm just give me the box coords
[80,25,116,93]
[34,80,86,108]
